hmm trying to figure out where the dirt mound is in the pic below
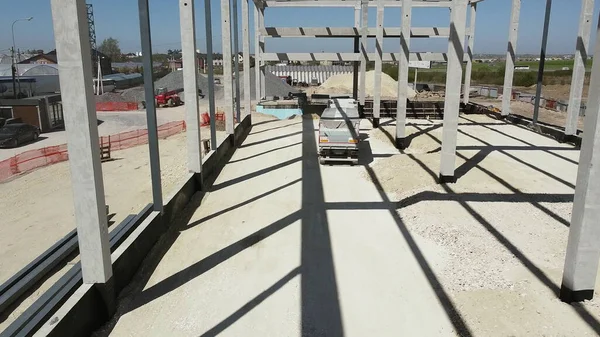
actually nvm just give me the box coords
[315,71,416,99]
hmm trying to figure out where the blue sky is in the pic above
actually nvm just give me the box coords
[1,0,600,56]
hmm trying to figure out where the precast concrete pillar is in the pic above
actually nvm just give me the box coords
[359,0,368,106]
[180,0,203,176]
[439,0,468,183]
[463,3,477,104]
[373,0,384,127]
[565,0,595,137]
[561,11,600,302]
[221,0,234,134]
[502,0,521,116]
[50,0,113,306]
[396,0,412,149]
[242,0,252,118]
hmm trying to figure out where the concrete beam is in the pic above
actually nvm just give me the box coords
[396,0,412,149]
[242,0,252,118]
[204,0,218,150]
[261,52,463,62]
[565,0,595,136]
[463,3,477,104]
[360,0,368,105]
[439,0,468,182]
[502,0,520,116]
[180,0,202,175]
[260,27,455,38]
[561,9,600,302]
[264,0,453,7]
[50,0,112,284]
[221,0,235,134]
[373,0,384,126]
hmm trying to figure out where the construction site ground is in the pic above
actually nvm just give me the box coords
[0,126,230,331]
[88,113,600,336]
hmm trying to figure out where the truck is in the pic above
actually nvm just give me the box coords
[318,98,361,165]
[154,87,182,107]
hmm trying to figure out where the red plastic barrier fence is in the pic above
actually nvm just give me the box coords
[96,102,139,111]
[201,113,210,126]
[0,120,186,183]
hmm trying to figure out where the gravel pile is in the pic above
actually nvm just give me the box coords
[116,68,298,103]
[315,71,417,99]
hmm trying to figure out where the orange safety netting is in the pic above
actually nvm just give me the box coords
[0,120,186,183]
[96,102,139,111]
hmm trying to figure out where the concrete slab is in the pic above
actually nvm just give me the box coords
[95,113,600,337]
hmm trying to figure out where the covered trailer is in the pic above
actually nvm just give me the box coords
[318,99,361,165]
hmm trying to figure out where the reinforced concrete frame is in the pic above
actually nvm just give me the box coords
[40,2,600,334]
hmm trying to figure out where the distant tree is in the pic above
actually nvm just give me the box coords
[99,37,122,61]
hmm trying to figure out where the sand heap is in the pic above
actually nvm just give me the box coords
[315,71,416,99]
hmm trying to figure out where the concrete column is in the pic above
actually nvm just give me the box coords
[254,4,260,101]
[561,12,600,302]
[233,0,241,122]
[50,0,112,284]
[359,0,368,106]
[531,0,552,128]
[259,8,266,99]
[221,0,234,134]
[396,0,412,149]
[439,0,468,182]
[372,0,384,127]
[180,0,202,175]
[502,0,521,116]
[242,0,252,118]
[565,0,595,136]
[204,0,217,150]
[139,0,163,210]
[462,3,477,104]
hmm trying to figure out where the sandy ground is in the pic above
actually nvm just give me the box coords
[515,84,590,101]
[471,97,585,131]
[90,114,600,336]
[0,126,228,331]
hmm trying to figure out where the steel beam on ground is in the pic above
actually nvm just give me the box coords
[565,0,595,136]
[242,0,252,117]
[139,0,163,211]
[222,0,235,134]
[439,0,468,182]
[180,0,202,175]
[233,0,242,122]
[561,10,600,302]
[463,3,477,104]
[502,0,520,116]
[531,0,552,128]
[396,0,411,149]
[254,3,261,101]
[204,0,217,150]
[260,27,452,38]
[50,0,112,284]
[360,0,368,105]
